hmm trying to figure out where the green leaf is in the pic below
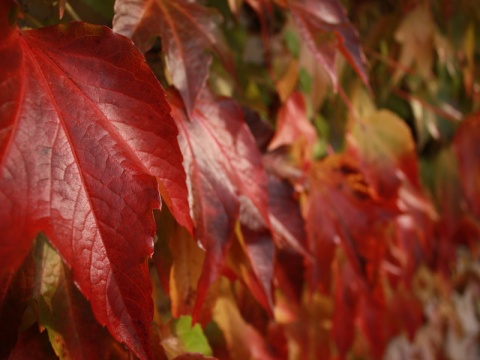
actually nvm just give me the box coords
[174,316,213,356]
[284,30,300,58]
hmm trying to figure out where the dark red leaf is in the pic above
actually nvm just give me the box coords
[0,4,192,357]
[289,0,369,89]
[0,252,36,358]
[8,325,57,360]
[168,89,273,318]
[389,289,423,341]
[242,106,274,152]
[113,0,234,113]
[358,295,395,360]
[332,261,357,359]
[267,173,309,256]
[453,111,480,219]
[303,155,393,292]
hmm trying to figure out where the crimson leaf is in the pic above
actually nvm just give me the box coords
[0,2,192,358]
[168,89,273,317]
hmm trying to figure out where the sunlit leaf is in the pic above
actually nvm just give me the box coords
[0,4,192,357]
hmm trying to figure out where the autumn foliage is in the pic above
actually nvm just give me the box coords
[1,0,479,359]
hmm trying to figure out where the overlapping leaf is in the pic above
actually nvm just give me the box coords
[0,2,192,357]
[113,0,234,113]
[267,173,308,256]
[268,91,317,155]
[168,89,273,317]
[346,90,419,199]
[302,155,393,292]
[289,0,369,89]
[453,111,480,219]
[212,279,276,360]
[34,236,112,359]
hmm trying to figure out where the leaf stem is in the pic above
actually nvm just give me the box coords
[24,13,44,28]
[65,2,81,21]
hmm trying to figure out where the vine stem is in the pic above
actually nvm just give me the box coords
[65,2,81,21]
[24,13,44,28]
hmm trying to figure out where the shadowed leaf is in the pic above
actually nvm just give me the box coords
[113,0,234,114]
[168,89,273,319]
[289,0,369,89]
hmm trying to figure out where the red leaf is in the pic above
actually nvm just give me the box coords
[8,325,57,360]
[332,261,357,359]
[168,89,272,318]
[358,295,395,359]
[303,155,393,292]
[0,5,191,357]
[113,0,234,114]
[453,111,480,219]
[0,252,36,358]
[389,289,423,341]
[289,0,368,89]
[268,91,317,155]
[267,173,309,256]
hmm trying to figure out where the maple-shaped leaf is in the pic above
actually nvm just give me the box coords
[113,0,234,114]
[0,2,192,357]
[346,90,419,199]
[302,155,393,292]
[289,0,369,89]
[454,111,480,219]
[168,89,273,318]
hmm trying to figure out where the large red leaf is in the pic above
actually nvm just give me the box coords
[289,0,369,89]
[113,0,234,114]
[168,89,273,318]
[0,3,192,357]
